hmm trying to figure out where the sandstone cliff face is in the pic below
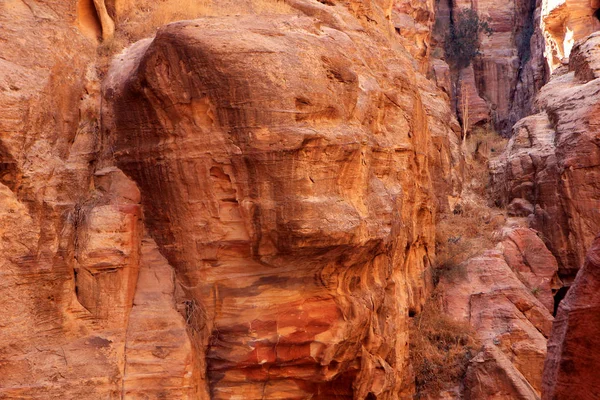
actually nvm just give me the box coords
[491,31,600,281]
[542,0,600,69]
[439,225,558,399]
[543,234,600,400]
[490,19,600,400]
[103,5,462,395]
[0,0,464,398]
[0,2,137,397]
[444,0,548,134]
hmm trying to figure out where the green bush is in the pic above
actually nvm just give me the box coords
[445,8,492,69]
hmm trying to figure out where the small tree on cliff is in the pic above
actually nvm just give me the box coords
[445,8,492,69]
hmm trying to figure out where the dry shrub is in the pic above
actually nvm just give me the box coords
[467,126,508,157]
[434,199,505,284]
[432,126,506,282]
[410,293,479,397]
[116,0,212,44]
[249,0,296,14]
[465,127,507,196]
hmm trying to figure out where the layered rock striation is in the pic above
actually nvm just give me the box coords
[103,6,463,396]
[436,0,549,134]
[0,0,463,398]
[491,20,600,400]
[543,234,600,400]
[491,31,600,282]
[439,226,559,398]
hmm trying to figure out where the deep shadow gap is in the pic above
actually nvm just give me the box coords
[553,286,570,316]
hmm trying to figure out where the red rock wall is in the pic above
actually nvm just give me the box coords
[491,32,600,281]
[0,0,463,398]
[439,227,559,398]
[543,235,600,399]
[490,18,600,400]
[448,0,549,134]
[103,8,458,396]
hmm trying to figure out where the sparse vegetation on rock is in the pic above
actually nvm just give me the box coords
[445,8,492,69]
[410,293,479,397]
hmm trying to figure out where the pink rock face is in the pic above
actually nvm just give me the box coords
[457,65,490,129]
[543,234,600,400]
[123,236,195,398]
[492,32,600,281]
[502,227,562,311]
[439,248,555,397]
[450,0,548,134]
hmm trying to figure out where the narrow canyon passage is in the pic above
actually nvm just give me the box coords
[0,0,598,399]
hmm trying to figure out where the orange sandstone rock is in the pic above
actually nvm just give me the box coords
[103,7,459,397]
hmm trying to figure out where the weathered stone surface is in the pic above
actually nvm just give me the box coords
[393,0,436,71]
[507,198,535,217]
[0,2,131,398]
[431,58,452,95]
[7,0,587,398]
[439,249,554,396]
[501,227,562,311]
[123,235,195,399]
[0,0,464,397]
[449,0,548,134]
[543,234,600,400]
[542,0,600,70]
[457,65,490,130]
[464,345,541,400]
[100,3,461,398]
[492,32,600,281]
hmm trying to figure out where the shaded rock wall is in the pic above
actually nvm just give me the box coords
[543,234,600,400]
[446,0,549,134]
[491,32,600,281]
[490,18,600,400]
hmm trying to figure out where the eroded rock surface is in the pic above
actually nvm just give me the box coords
[542,0,600,69]
[543,234,600,400]
[449,0,549,133]
[491,25,600,400]
[492,32,600,281]
[102,8,463,396]
[439,239,556,398]
[0,2,141,398]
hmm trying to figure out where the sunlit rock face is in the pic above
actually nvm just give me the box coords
[103,5,460,397]
[392,0,436,71]
[0,0,459,398]
[542,0,600,70]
